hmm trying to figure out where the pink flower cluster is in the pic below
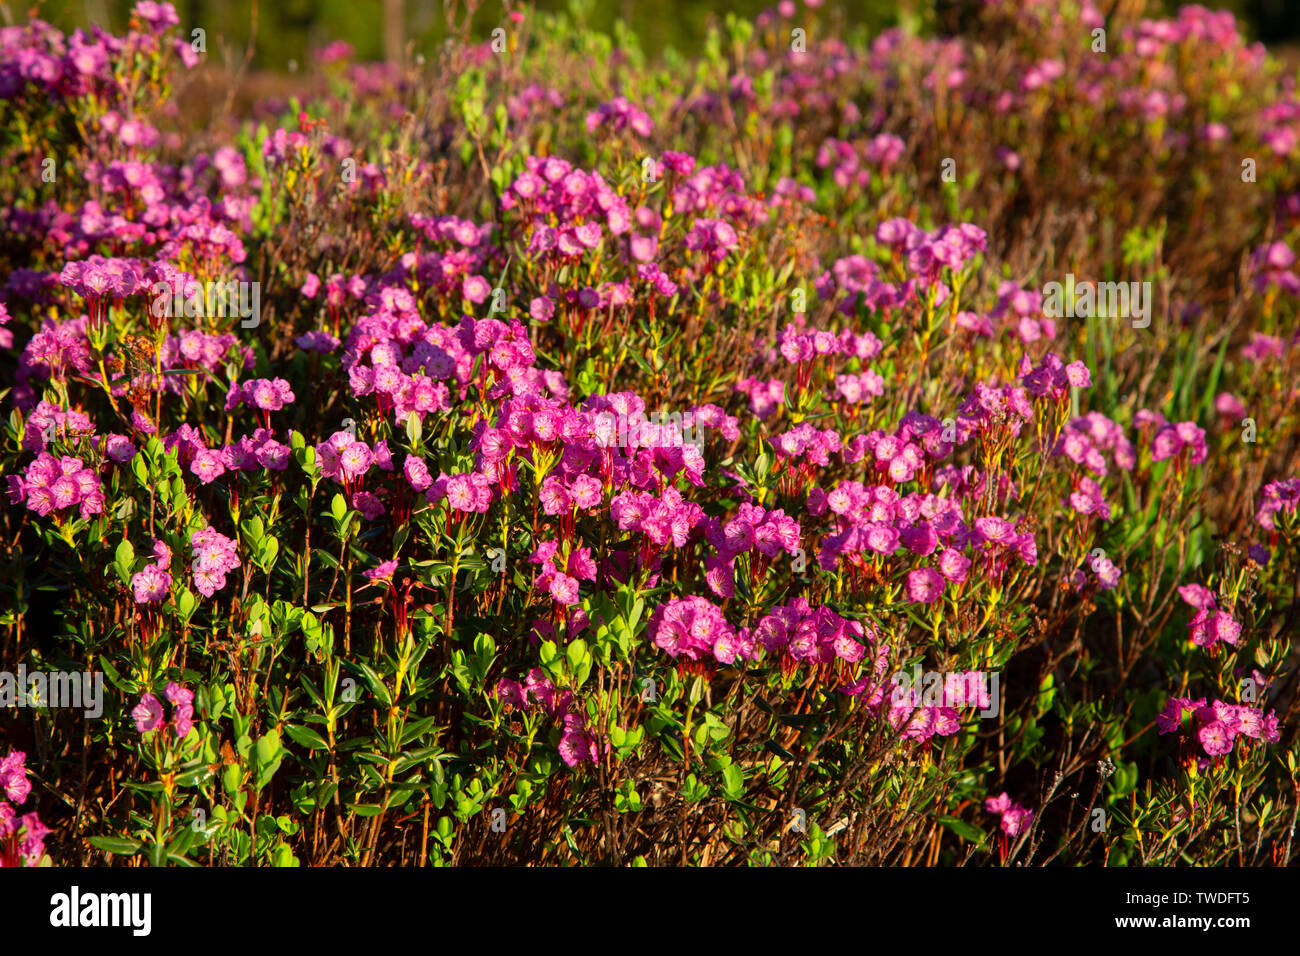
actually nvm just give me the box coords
[226,377,295,412]
[1063,477,1112,521]
[7,452,103,519]
[1018,353,1091,400]
[735,376,785,419]
[1054,412,1136,475]
[772,422,843,466]
[1176,584,1241,649]
[132,681,196,739]
[496,670,600,768]
[180,426,292,484]
[992,280,1054,343]
[540,474,603,514]
[1250,241,1299,294]
[585,96,653,138]
[161,328,250,382]
[529,540,597,606]
[427,471,493,514]
[190,526,240,597]
[808,481,1033,588]
[1156,697,1280,756]
[684,218,740,261]
[1070,549,1122,591]
[877,219,988,285]
[58,254,146,300]
[649,595,746,663]
[752,599,868,665]
[0,750,49,867]
[985,792,1034,837]
[834,369,886,404]
[1256,477,1300,532]
[22,401,94,454]
[701,503,801,597]
[708,503,802,559]
[610,486,704,549]
[15,318,93,402]
[131,539,174,603]
[502,156,633,245]
[814,253,908,316]
[776,323,883,365]
[1140,414,1209,465]
[316,430,386,486]
[885,673,992,743]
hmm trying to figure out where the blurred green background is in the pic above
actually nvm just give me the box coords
[23,0,1300,68]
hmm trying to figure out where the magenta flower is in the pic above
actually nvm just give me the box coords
[132,693,164,733]
[463,275,491,303]
[165,682,194,734]
[496,678,527,709]
[1256,477,1300,532]
[1197,721,1234,756]
[404,455,433,492]
[529,296,555,321]
[338,442,374,481]
[937,548,971,582]
[0,751,32,805]
[1189,609,1241,649]
[905,567,945,604]
[190,448,227,484]
[131,563,172,604]
[190,526,239,597]
[985,792,1033,836]
[365,559,399,582]
[1177,583,1217,610]
[445,474,476,512]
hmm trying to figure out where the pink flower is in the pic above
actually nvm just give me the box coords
[496,679,526,708]
[1189,609,1241,648]
[105,434,137,462]
[905,567,945,604]
[986,792,1033,836]
[974,516,1015,545]
[539,476,570,515]
[463,275,492,303]
[404,455,433,492]
[338,442,373,481]
[365,559,399,582]
[1198,721,1234,756]
[937,548,971,582]
[549,573,580,605]
[569,475,603,509]
[131,563,172,604]
[529,296,554,321]
[0,751,32,805]
[190,448,226,484]
[132,693,164,733]
[352,491,386,520]
[445,474,476,512]
[1177,584,1216,610]
[558,730,595,767]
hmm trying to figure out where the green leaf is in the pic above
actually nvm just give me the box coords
[405,412,422,447]
[176,587,198,623]
[114,539,135,585]
[939,816,987,845]
[720,763,745,800]
[284,723,330,751]
[256,729,283,765]
[89,835,141,856]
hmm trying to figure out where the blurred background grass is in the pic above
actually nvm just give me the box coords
[16,0,1300,69]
